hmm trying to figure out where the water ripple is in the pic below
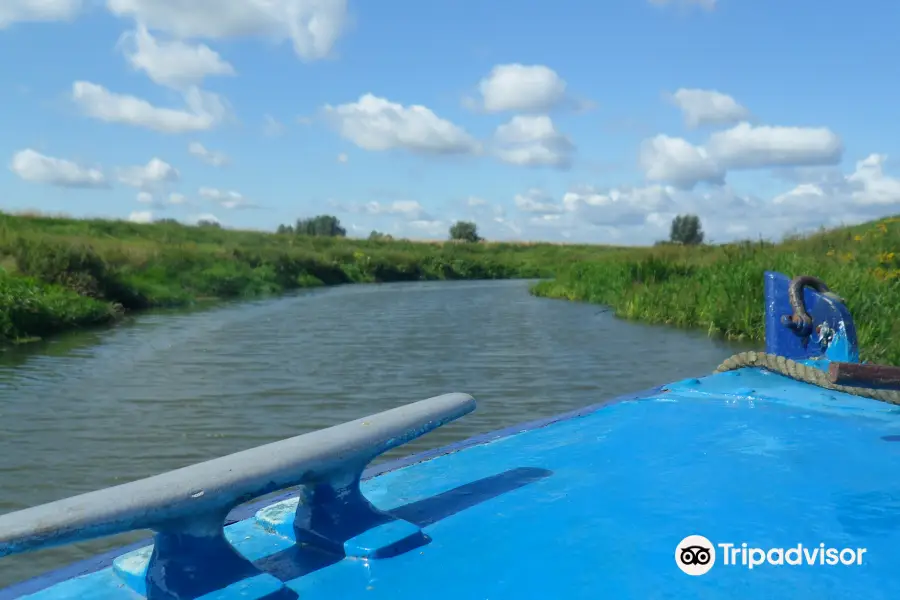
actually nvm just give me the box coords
[0,279,750,586]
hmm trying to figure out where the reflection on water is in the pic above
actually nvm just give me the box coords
[0,280,755,587]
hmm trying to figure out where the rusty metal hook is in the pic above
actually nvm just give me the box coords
[787,275,845,332]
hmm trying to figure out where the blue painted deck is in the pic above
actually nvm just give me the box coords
[8,366,900,599]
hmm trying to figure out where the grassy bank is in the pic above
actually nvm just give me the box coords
[0,212,626,343]
[531,216,900,365]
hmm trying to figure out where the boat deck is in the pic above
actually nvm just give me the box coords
[8,366,900,599]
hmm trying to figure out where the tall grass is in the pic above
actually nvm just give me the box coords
[531,216,900,365]
[0,212,622,343]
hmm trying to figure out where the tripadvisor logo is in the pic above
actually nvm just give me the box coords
[676,535,716,576]
[675,535,867,575]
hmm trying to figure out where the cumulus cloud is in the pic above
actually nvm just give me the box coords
[337,153,348,163]
[118,25,235,89]
[775,154,900,215]
[640,135,723,188]
[563,185,677,227]
[188,142,229,166]
[72,81,228,133]
[198,186,254,209]
[362,200,427,219]
[640,123,843,188]
[514,189,565,214]
[0,0,82,28]
[118,158,179,188]
[505,151,900,244]
[474,64,567,113]
[9,149,107,188]
[323,94,479,155]
[670,88,750,128]
[106,0,349,61]
[706,123,843,170]
[493,115,574,168]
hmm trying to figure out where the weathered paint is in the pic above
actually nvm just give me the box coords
[764,270,859,364]
[4,368,900,599]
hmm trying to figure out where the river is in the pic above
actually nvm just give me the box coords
[0,279,754,588]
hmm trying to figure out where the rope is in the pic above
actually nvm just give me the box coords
[714,351,900,406]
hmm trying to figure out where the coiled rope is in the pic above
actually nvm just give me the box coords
[714,350,900,406]
[712,274,900,406]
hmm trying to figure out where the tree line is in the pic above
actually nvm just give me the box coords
[275,213,704,245]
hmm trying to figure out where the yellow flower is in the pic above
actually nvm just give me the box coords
[854,235,863,241]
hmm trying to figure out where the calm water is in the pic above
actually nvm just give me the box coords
[0,280,754,587]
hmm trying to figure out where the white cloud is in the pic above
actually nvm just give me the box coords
[640,135,723,188]
[128,210,154,223]
[337,152,348,163]
[168,192,187,205]
[72,81,228,133]
[136,191,154,203]
[640,123,843,188]
[493,115,574,168]
[774,154,900,215]
[563,185,677,227]
[670,88,750,128]
[846,154,900,205]
[323,94,479,155]
[198,186,254,209]
[118,157,179,188]
[263,115,285,137]
[9,149,107,188]
[512,150,900,244]
[467,196,487,207]
[188,142,228,166]
[118,25,235,89]
[706,123,843,170]
[514,189,565,214]
[508,184,678,234]
[0,0,82,28]
[362,200,428,219]
[475,64,567,113]
[105,0,349,61]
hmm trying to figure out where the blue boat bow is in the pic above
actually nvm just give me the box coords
[2,270,900,599]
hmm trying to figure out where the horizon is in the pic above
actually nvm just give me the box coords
[2,0,899,245]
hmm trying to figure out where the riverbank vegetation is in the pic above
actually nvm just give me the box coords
[3,210,898,365]
[531,216,900,365]
[0,212,620,343]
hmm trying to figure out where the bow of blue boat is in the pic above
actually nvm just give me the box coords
[2,270,900,599]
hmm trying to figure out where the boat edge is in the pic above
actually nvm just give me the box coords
[0,383,666,599]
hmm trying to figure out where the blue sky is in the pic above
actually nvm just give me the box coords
[2,0,899,244]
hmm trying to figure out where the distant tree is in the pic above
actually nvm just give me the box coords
[155,218,180,225]
[669,214,704,245]
[449,220,481,243]
[369,230,393,241]
[197,219,221,228]
[276,223,294,234]
[294,215,347,237]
